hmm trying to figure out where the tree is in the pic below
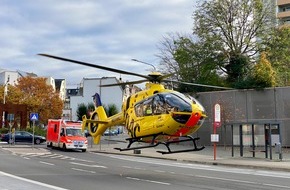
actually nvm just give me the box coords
[173,36,226,92]
[157,34,227,92]
[7,76,64,124]
[193,0,275,87]
[263,27,290,86]
[76,103,87,121]
[243,52,276,89]
[103,104,119,117]
[156,33,185,82]
[77,103,118,121]
[157,0,276,90]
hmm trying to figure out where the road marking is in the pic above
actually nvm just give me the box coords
[154,170,166,173]
[263,183,290,189]
[39,161,55,166]
[126,176,171,185]
[108,154,290,179]
[196,175,290,189]
[50,155,64,159]
[71,168,96,174]
[70,162,107,168]
[0,171,69,190]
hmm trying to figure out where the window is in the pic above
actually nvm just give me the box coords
[134,92,192,117]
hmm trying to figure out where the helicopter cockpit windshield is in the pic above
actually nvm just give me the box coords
[134,92,192,117]
[171,92,205,113]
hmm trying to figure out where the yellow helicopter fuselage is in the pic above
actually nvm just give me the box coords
[82,83,206,144]
[123,83,205,141]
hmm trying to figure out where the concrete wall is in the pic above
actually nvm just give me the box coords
[196,87,290,146]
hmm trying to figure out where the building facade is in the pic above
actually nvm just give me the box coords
[277,0,290,25]
[67,77,123,121]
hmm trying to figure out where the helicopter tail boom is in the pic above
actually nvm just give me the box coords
[82,105,124,144]
[82,106,109,144]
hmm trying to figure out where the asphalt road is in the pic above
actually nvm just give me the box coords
[1,146,290,190]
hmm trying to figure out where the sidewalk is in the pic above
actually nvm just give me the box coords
[88,141,290,172]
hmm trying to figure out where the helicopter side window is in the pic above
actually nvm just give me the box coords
[143,98,153,116]
[134,98,153,117]
[152,95,167,115]
[135,103,144,117]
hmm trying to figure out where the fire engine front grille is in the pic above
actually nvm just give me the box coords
[73,141,84,147]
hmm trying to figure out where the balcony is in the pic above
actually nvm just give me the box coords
[277,0,290,6]
[277,11,290,18]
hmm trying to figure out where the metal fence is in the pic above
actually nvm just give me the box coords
[195,87,290,146]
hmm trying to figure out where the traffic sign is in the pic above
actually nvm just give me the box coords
[30,113,39,121]
[214,104,221,122]
[7,114,14,121]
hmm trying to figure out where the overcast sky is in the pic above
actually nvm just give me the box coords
[0,0,195,88]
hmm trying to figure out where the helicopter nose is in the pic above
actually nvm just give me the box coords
[185,112,201,127]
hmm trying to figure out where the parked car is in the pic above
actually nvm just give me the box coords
[84,130,91,137]
[103,129,118,136]
[1,131,46,144]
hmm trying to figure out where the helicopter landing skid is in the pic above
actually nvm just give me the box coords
[156,136,205,154]
[114,135,205,154]
[114,133,161,151]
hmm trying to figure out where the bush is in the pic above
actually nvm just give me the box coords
[0,128,9,135]
[26,127,47,137]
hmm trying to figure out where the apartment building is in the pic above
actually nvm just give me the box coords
[277,0,290,25]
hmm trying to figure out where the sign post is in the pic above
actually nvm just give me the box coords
[7,114,14,146]
[212,104,221,160]
[30,113,39,149]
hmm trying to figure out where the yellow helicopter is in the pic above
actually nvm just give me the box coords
[39,54,231,154]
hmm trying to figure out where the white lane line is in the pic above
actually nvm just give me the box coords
[109,154,290,179]
[126,177,171,186]
[196,175,290,189]
[154,170,166,173]
[0,171,69,190]
[60,156,70,160]
[39,161,55,166]
[263,183,290,189]
[71,168,96,174]
[50,155,64,159]
[70,162,107,168]
[197,175,257,184]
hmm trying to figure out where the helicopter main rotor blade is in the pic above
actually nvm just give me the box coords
[99,79,148,87]
[164,80,233,90]
[38,53,151,80]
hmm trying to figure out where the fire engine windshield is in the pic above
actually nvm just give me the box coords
[66,128,83,137]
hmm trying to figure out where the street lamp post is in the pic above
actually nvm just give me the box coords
[2,75,10,127]
[131,59,156,71]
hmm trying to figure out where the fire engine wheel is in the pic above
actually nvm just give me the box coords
[89,112,99,134]
[62,143,67,151]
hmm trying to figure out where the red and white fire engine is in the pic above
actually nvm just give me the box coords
[46,119,88,152]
